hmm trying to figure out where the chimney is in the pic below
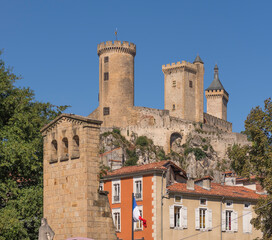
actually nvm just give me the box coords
[203,178,211,190]
[187,179,194,190]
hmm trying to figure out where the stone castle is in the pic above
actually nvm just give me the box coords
[89,40,247,154]
[41,40,249,240]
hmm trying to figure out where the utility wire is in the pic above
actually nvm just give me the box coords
[180,199,272,240]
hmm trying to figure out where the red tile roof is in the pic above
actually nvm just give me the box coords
[195,176,214,182]
[104,160,185,178]
[168,182,264,200]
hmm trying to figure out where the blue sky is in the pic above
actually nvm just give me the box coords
[0,1,271,133]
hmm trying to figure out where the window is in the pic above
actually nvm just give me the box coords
[244,202,251,209]
[134,177,142,200]
[112,208,121,232]
[222,210,238,232]
[51,140,58,163]
[199,208,206,229]
[103,107,110,115]
[99,181,104,191]
[172,104,175,110]
[60,137,69,161]
[174,195,182,204]
[189,80,193,88]
[169,205,187,229]
[172,80,176,87]
[226,210,232,231]
[200,198,207,206]
[134,206,143,231]
[243,211,252,233]
[112,180,121,203]
[195,208,212,231]
[226,200,233,208]
[104,56,109,63]
[104,72,109,81]
[71,135,79,159]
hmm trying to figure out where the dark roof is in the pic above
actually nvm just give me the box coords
[193,54,204,64]
[168,182,264,200]
[206,65,228,94]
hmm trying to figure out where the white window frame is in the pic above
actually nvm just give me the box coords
[174,195,182,204]
[99,181,104,191]
[170,204,187,229]
[226,200,233,208]
[112,208,121,232]
[222,210,238,232]
[112,179,121,204]
[196,207,212,231]
[133,176,143,201]
[134,205,143,231]
[200,198,207,206]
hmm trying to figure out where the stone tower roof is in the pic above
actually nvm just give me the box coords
[206,65,228,94]
[193,54,204,64]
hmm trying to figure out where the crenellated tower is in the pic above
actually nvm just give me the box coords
[205,64,229,121]
[96,40,136,127]
[162,55,204,123]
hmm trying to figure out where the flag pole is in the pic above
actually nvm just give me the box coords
[132,192,134,240]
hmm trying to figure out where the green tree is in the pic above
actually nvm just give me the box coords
[228,98,272,239]
[0,52,67,239]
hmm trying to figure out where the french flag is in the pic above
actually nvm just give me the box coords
[132,196,147,228]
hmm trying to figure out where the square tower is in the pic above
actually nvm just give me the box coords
[162,56,204,122]
[41,114,117,240]
[205,65,229,121]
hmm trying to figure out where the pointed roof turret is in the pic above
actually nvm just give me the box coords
[193,54,204,64]
[206,65,228,94]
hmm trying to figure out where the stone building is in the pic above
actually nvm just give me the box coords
[89,40,248,156]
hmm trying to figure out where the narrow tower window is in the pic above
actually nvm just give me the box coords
[71,135,80,159]
[60,137,69,161]
[173,104,175,110]
[50,140,58,163]
[189,81,193,88]
[104,72,109,81]
[172,80,176,87]
[104,56,109,63]
[103,107,110,115]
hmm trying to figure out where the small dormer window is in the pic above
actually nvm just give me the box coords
[200,198,207,206]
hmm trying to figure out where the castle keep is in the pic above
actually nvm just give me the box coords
[89,40,245,153]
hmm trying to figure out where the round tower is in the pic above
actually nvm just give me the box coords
[97,40,136,127]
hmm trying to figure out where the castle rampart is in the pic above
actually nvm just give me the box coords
[203,112,232,132]
[97,40,136,56]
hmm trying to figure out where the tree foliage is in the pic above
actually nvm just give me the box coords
[0,52,67,239]
[228,98,272,239]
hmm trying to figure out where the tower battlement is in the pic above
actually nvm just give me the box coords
[162,60,197,73]
[97,40,136,56]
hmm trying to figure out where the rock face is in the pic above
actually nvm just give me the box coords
[99,129,244,183]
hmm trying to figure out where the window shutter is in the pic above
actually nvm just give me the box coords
[222,210,226,232]
[195,208,200,230]
[207,209,212,230]
[233,211,238,232]
[181,207,188,229]
[243,211,252,233]
[169,205,174,228]
[248,211,252,233]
